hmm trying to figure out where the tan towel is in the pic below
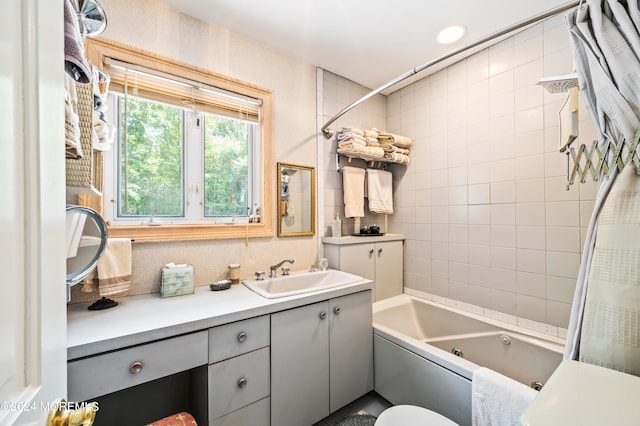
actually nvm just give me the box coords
[341,127,365,136]
[383,152,411,165]
[96,238,132,297]
[343,166,365,218]
[367,169,393,214]
[337,140,385,157]
[377,131,414,148]
[381,143,410,155]
[363,129,379,138]
[337,132,366,144]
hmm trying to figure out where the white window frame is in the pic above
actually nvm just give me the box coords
[103,95,261,226]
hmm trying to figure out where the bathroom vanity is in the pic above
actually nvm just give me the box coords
[67,277,373,425]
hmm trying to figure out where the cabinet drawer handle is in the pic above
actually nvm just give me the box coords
[319,311,327,320]
[237,377,248,388]
[334,307,341,315]
[129,361,143,374]
[237,331,247,342]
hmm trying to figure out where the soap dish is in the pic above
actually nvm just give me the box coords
[210,280,232,291]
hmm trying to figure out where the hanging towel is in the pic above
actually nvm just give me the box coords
[471,367,537,426]
[95,238,132,297]
[63,0,91,84]
[367,169,393,214]
[342,166,365,218]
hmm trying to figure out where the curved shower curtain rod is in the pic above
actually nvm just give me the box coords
[321,0,580,139]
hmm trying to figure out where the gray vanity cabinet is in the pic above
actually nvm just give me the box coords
[270,290,373,426]
[208,315,271,426]
[324,236,404,302]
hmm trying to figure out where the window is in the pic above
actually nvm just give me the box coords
[86,39,274,241]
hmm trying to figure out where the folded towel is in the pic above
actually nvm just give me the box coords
[64,0,91,84]
[337,132,367,144]
[341,127,365,136]
[471,367,537,426]
[366,137,381,147]
[377,131,414,148]
[367,169,393,214]
[95,238,132,297]
[383,152,411,164]
[338,141,385,157]
[342,166,366,218]
[363,129,379,138]
[381,143,410,155]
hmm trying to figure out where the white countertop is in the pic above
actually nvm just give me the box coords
[67,278,373,360]
[322,233,405,245]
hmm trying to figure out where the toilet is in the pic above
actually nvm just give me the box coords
[375,405,458,425]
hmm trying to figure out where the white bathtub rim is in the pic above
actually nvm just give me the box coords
[373,294,566,347]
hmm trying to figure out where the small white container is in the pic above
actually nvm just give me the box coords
[228,263,241,284]
[332,212,342,238]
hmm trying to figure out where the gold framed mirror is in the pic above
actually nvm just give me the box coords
[277,162,315,237]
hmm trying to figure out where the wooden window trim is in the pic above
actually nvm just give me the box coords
[85,38,275,242]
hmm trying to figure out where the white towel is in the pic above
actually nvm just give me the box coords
[342,166,365,218]
[367,169,393,214]
[471,367,537,426]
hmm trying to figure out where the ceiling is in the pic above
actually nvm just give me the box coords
[155,0,576,94]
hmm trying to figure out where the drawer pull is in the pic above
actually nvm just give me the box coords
[237,377,248,388]
[129,361,143,374]
[237,331,247,342]
[369,249,374,256]
[319,311,327,320]
[334,306,341,315]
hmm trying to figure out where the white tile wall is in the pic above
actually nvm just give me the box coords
[321,16,596,330]
[384,16,596,329]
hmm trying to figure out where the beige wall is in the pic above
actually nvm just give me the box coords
[72,0,318,301]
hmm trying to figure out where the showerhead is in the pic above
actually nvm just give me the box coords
[537,73,579,93]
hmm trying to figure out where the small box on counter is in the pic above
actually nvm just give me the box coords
[161,263,194,298]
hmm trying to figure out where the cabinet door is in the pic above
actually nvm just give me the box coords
[374,241,403,301]
[329,291,374,412]
[271,301,330,426]
[339,243,376,281]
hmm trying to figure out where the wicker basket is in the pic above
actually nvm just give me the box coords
[66,81,95,188]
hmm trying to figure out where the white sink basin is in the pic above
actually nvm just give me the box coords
[242,269,365,299]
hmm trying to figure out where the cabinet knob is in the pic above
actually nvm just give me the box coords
[319,311,327,320]
[237,377,248,388]
[237,331,247,342]
[369,249,374,256]
[334,306,341,315]
[378,248,383,254]
[129,361,143,374]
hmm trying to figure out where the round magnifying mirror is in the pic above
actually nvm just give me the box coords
[66,205,108,287]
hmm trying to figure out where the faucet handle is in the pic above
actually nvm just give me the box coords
[281,267,290,276]
[255,271,265,280]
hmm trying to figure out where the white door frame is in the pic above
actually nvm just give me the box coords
[0,0,67,424]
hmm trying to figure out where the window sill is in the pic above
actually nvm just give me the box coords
[107,222,274,243]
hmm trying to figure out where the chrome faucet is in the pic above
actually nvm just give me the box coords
[269,259,294,278]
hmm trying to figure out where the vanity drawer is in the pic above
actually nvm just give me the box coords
[68,331,208,401]
[208,347,270,420]
[210,396,270,426]
[208,315,269,363]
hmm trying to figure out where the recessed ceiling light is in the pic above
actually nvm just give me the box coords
[437,25,467,44]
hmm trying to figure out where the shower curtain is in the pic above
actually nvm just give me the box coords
[564,0,640,371]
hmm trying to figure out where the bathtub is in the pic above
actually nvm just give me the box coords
[372,294,565,426]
